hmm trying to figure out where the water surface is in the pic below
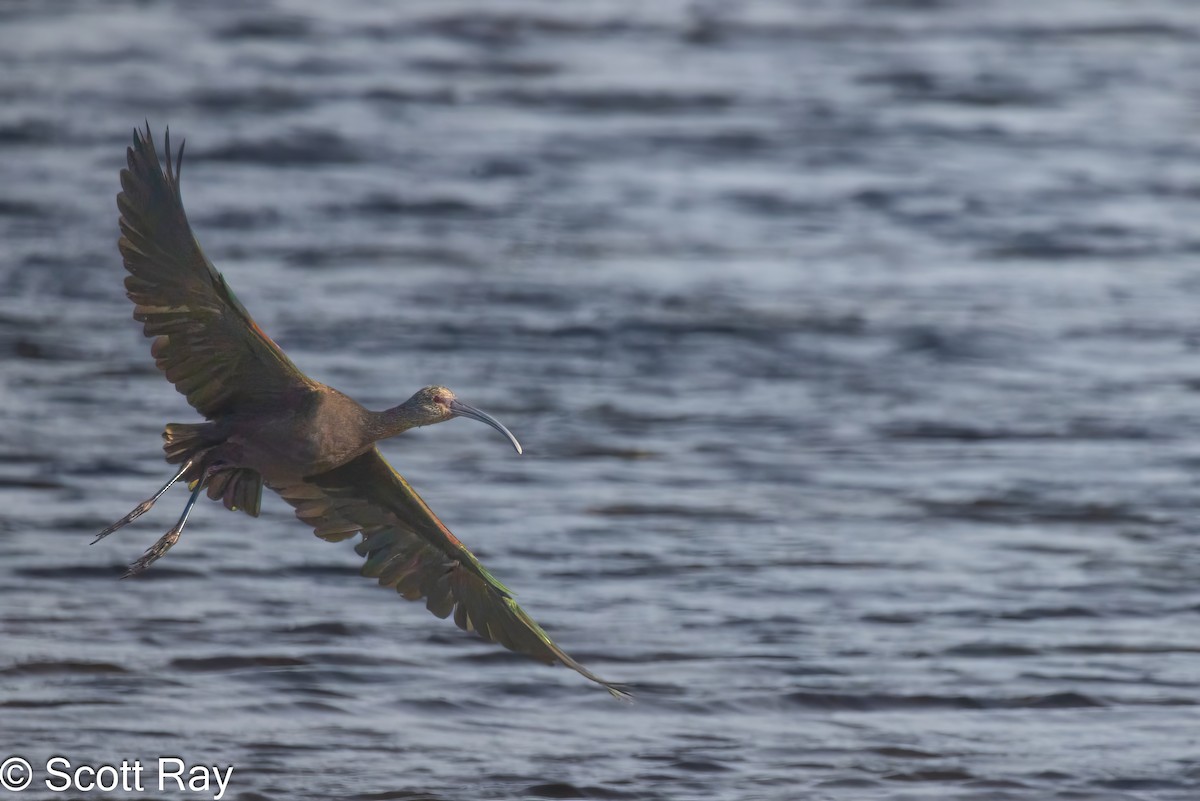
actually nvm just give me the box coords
[2,1,1200,799]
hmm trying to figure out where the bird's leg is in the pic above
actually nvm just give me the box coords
[121,462,223,579]
[93,459,195,544]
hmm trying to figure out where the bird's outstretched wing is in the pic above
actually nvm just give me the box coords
[118,124,315,418]
[276,448,629,699]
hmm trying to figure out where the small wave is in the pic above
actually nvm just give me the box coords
[329,193,490,218]
[884,768,975,783]
[527,782,594,799]
[362,86,458,105]
[200,130,362,166]
[198,206,284,232]
[558,444,661,460]
[814,777,882,789]
[189,86,315,113]
[883,421,1040,441]
[997,606,1100,621]
[667,759,730,774]
[721,190,823,217]
[2,698,119,708]
[870,746,940,759]
[914,493,1165,526]
[2,659,127,676]
[0,199,46,217]
[408,13,638,45]
[169,655,310,671]
[644,130,776,156]
[996,22,1197,41]
[397,697,471,714]
[215,15,313,40]
[1096,777,1190,792]
[409,57,560,77]
[942,642,1040,658]
[489,88,734,114]
[983,227,1160,260]
[860,70,1052,108]
[586,503,760,522]
[356,789,456,801]
[785,690,1105,710]
[275,621,359,638]
[283,244,480,270]
[17,564,202,580]
[1059,642,1200,655]
[0,473,64,489]
[0,119,55,144]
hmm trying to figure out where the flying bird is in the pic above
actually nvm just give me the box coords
[97,124,626,699]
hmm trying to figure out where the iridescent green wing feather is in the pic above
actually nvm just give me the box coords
[277,447,628,698]
[118,124,314,418]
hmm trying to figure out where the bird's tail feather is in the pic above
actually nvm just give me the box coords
[163,422,211,464]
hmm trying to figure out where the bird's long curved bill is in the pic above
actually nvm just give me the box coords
[449,399,523,455]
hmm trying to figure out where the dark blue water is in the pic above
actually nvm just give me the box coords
[3,1,1200,799]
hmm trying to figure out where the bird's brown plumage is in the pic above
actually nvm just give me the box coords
[113,124,626,699]
[119,127,314,418]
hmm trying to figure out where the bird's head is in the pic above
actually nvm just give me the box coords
[407,385,523,454]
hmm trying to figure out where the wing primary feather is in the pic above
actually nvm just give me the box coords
[274,448,630,699]
[116,124,316,419]
[164,126,172,183]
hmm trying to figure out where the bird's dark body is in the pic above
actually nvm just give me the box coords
[100,125,626,699]
[169,385,376,493]
[233,388,377,482]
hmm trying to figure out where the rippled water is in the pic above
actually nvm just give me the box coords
[3,1,1200,799]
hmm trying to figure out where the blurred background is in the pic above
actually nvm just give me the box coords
[2,1,1200,799]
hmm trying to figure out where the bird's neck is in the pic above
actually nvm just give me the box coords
[365,402,424,442]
